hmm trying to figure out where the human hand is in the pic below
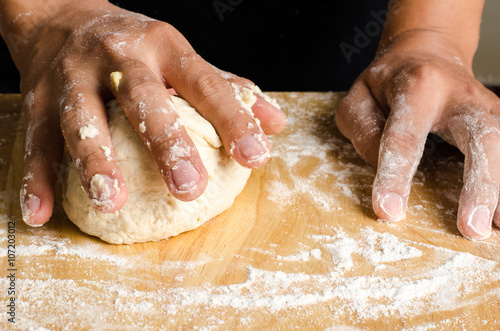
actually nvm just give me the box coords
[1,0,286,226]
[335,30,500,240]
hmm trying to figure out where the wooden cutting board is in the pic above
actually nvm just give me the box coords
[1,92,499,330]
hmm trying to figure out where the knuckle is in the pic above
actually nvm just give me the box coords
[99,31,126,52]
[151,21,181,42]
[192,71,231,102]
[381,128,423,161]
[151,135,195,166]
[55,56,80,77]
[149,125,182,151]
[59,104,81,134]
[25,141,52,163]
[78,148,106,175]
[150,137,175,157]
[94,17,140,53]
[24,142,62,179]
[406,63,438,82]
[127,78,160,101]
[121,66,163,101]
[392,63,442,92]
[335,93,377,139]
[100,33,126,54]
[151,22,195,55]
[220,111,246,133]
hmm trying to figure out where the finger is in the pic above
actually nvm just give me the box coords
[59,79,127,213]
[494,200,500,229]
[108,61,208,201]
[448,110,500,240]
[335,80,386,166]
[372,93,437,222]
[20,88,63,226]
[251,93,287,135]
[211,67,287,135]
[160,48,272,168]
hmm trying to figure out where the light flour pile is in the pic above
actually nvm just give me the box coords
[1,213,499,330]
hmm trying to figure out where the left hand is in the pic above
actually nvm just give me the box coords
[335,30,500,240]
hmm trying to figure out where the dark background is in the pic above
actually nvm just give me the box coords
[0,0,389,93]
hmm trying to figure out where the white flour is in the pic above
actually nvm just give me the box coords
[275,248,322,262]
[1,219,499,330]
[265,93,375,212]
[1,93,499,330]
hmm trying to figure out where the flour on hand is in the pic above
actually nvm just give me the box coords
[78,123,99,140]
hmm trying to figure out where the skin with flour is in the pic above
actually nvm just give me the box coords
[0,0,286,227]
[1,0,498,241]
[336,0,500,240]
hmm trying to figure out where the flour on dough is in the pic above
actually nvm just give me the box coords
[62,96,252,244]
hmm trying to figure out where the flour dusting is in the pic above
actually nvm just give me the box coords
[1,93,499,330]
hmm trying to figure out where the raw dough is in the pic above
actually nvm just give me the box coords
[62,96,252,244]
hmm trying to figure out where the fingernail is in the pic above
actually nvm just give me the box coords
[171,160,201,192]
[21,194,41,227]
[467,206,491,239]
[238,134,270,164]
[89,174,119,210]
[379,192,404,222]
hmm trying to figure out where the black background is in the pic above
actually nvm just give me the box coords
[0,0,389,93]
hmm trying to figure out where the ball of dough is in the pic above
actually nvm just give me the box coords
[62,96,252,244]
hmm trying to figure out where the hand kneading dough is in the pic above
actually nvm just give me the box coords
[62,96,252,244]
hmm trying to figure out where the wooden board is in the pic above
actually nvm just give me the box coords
[1,92,499,330]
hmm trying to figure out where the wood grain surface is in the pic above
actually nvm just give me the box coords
[1,92,499,330]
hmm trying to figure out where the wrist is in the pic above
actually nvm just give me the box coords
[378,0,483,69]
[0,0,109,48]
[1,0,68,33]
[377,29,478,70]
[0,0,111,67]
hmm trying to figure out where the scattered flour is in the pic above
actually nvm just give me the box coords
[276,249,321,262]
[1,93,499,330]
[322,231,358,271]
[265,93,374,211]
[361,228,422,264]
[1,207,500,330]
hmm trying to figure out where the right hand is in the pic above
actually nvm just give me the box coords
[1,0,286,226]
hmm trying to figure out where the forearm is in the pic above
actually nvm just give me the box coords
[380,0,485,65]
